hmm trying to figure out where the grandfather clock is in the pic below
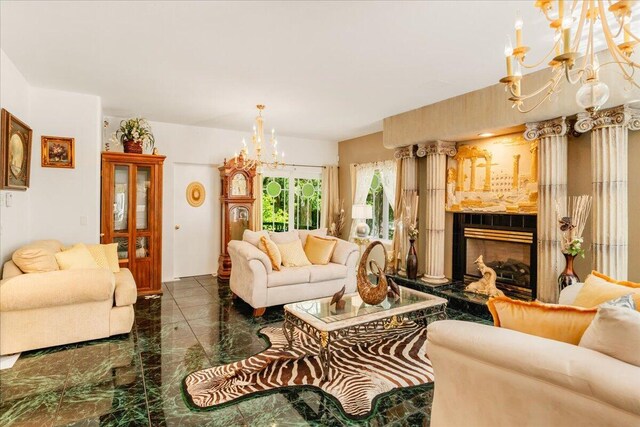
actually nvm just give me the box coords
[217,158,256,281]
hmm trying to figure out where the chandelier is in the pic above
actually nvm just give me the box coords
[234,105,285,171]
[500,0,638,113]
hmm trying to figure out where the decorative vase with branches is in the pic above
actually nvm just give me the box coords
[113,117,155,154]
[328,200,346,238]
[556,195,592,291]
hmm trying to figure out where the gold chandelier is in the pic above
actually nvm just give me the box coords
[234,105,285,171]
[500,0,638,113]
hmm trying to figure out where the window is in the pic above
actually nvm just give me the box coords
[366,170,395,240]
[294,178,321,230]
[262,171,322,231]
[262,177,289,231]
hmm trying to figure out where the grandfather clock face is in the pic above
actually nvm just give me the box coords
[230,173,248,196]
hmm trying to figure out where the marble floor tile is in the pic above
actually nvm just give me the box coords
[0,276,486,426]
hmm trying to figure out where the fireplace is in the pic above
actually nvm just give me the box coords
[453,213,537,300]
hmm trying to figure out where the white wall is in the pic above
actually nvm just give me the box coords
[0,49,103,268]
[0,49,31,263]
[104,117,338,281]
[28,88,102,244]
[0,46,338,281]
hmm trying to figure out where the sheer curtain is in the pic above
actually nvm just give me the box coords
[349,163,376,237]
[378,160,396,213]
[320,165,339,229]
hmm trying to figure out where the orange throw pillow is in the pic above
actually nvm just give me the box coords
[573,274,640,311]
[304,235,337,265]
[590,270,640,289]
[487,296,597,345]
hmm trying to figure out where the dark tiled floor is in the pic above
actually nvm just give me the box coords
[0,276,488,426]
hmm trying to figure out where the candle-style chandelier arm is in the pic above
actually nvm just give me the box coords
[501,0,639,113]
[509,72,565,113]
[518,38,563,68]
[597,5,640,90]
[232,105,285,172]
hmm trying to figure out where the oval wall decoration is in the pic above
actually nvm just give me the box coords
[186,182,206,207]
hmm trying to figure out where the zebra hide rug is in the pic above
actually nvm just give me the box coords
[182,322,433,418]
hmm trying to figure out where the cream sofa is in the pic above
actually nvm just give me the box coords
[1,250,137,355]
[426,284,640,427]
[228,230,359,316]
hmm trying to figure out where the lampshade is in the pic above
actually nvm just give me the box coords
[352,204,373,219]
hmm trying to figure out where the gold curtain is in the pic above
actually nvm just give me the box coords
[321,165,340,230]
[253,173,263,231]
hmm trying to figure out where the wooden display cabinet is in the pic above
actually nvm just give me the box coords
[100,152,165,295]
[217,158,256,281]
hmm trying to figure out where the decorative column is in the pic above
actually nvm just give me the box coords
[524,117,568,303]
[469,157,477,191]
[416,140,457,284]
[529,141,539,181]
[574,105,640,280]
[455,158,465,191]
[483,153,492,191]
[512,154,521,189]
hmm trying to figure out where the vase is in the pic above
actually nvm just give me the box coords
[558,252,580,291]
[406,239,418,281]
[123,140,143,154]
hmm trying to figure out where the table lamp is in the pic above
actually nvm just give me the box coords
[352,204,373,238]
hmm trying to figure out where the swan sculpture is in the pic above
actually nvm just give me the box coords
[357,240,398,305]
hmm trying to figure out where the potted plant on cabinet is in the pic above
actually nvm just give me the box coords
[114,117,155,154]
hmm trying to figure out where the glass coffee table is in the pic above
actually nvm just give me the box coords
[283,286,447,380]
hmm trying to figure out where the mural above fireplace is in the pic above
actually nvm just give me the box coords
[446,132,537,214]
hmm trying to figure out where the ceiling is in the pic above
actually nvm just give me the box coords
[2,1,558,141]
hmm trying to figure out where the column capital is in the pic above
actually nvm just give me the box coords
[575,105,640,133]
[416,140,457,157]
[394,145,414,159]
[523,117,568,140]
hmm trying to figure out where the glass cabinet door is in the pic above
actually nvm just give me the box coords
[113,166,129,232]
[136,166,151,231]
[114,237,129,261]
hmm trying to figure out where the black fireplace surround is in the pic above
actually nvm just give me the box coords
[452,213,537,300]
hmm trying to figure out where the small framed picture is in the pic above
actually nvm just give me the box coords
[41,136,75,169]
[1,108,32,190]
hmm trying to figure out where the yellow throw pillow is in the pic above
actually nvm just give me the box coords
[487,296,597,345]
[304,235,337,265]
[259,236,281,271]
[102,243,121,273]
[573,274,640,311]
[12,240,63,273]
[276,239,311,267]
[55,243,100,270]
[87,244,110,270]
[591,270,640,289]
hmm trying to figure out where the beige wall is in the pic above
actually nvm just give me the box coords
[339,129,640,283]
[383,51,640,147]
[338,132,394,240]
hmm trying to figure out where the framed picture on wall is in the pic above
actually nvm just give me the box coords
[41,136,75,169]
[1,108,32,190]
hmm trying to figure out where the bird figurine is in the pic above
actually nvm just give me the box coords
[330,285,346,310]
[387,277,401,300]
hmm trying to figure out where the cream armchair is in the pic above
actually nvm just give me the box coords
[426,283,640,427]
[1,260,137,355]
[228,236,359,316]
